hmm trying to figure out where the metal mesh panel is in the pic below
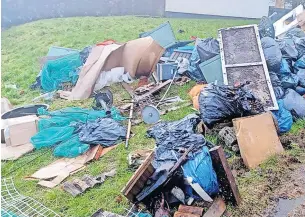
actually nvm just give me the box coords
[1,177,60,217]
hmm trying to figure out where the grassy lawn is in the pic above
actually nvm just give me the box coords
[1,16,305,217]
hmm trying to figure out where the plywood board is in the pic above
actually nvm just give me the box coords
[219,25,278,110]
[233,112,284,169]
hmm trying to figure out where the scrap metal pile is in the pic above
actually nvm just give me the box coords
[2,4,305,217]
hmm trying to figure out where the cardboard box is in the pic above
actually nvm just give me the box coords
[233,112,284,169]
[3,115,38,147]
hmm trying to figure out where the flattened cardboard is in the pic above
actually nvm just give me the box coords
[1,143,34,160]
[31,146,99,180]
[38,171,70,188]
[31,145,115,188]
[68,37,164,100]
[233,112,284,169]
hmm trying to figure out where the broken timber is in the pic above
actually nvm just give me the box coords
[121,152,155,202]
[178,205,204,216]
[209,146,241,205]
[174,212,200,217]
[136,145,194,202]
[122,80,172,102]
[202,197,226,217]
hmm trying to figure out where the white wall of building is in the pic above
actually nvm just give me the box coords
[166,0,270,18]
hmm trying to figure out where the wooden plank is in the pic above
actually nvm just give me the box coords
[121,152,155,201]
[136,79,171,101]
[174,211,200,217]
[121,82,135,98]
[122,152,154,193]
[202,197,226,217]
[147,165,155,173]
[178,205,204,216]
[209,146,241,206]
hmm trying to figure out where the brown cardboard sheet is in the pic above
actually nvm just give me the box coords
[1,143,34,160]
[233,112,284,169]
[31,146,99,180]
[67,37,164,100]
[30,145,117,188]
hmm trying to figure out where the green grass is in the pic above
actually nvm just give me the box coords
[2,16,255,105]
[290,118,305,135]
[2,16,305,217]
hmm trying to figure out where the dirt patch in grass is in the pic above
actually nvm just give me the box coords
[261,165,305,217]
[280,129,305,149]
[229,150,305,217]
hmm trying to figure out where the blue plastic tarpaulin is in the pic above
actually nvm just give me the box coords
[272,100,293,134]
[183,146,219,196]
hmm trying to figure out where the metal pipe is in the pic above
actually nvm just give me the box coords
[125,100,134,149]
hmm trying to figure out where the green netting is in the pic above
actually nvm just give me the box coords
[53,135,90,158]
[1,210,19,217]
[31,126,75,149]
[38,107,125,131]
[40,52,82,92]
[31,107,126,158]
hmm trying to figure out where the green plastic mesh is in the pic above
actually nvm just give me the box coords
[53,135,90,158]
[31,107,125,158]
[31,126,75,149]
[1,210,19,217]
[37,107,125,131]
[40,52,82,92]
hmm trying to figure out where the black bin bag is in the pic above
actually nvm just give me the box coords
[261,37,282,72]
[196,38,220,62]
[198,84,264,127]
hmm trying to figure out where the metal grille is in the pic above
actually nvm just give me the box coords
[1,177,60,217]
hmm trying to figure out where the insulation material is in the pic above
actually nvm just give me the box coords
[233,112,284,169]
